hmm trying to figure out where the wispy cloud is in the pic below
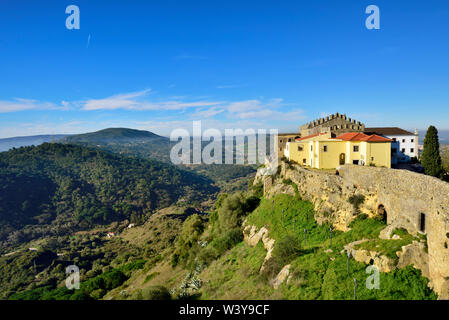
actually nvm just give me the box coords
[0,98,67,113]
[82,89,223,111]
[0,89,306,138]
[0,90,301,122]
[192,106,225,118]
[224,98,293,120]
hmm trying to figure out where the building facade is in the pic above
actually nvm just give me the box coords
[285,132,392,169]
[364,127,419,164]
[277,113,365,160]
[277,133,300,160]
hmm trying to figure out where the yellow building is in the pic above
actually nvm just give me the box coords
[285,132,392,169]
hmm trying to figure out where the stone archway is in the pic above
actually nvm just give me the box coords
[378,204,387,223]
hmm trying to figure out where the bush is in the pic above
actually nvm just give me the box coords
[140,286,171,300]
[244,195,261,213]
[262,235,303,279]
[172,214,205,268]
[215,193,229,210]
[217,193,248,235]
[212,228,243,254]
[348,194,365,213]
[250,181,264,198]
[274,235,303,265]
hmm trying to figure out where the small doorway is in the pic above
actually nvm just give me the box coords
[419,213,426,233]
[339,153,345,165]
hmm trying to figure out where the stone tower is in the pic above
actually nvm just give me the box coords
[299,113,365,137]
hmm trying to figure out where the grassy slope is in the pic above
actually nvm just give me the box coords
[6,191,436,300]
[195,194,436,300]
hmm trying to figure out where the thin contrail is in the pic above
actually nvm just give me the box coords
[87,34,91,49]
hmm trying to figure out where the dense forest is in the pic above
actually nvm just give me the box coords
[0,143,218,251]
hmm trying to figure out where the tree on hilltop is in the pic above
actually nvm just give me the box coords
[421,125,443,178]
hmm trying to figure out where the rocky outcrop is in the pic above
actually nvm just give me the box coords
[397,241,429,278]
[243,224,275,273]
[270,264,291,289]
[255,159,449,297]
[343,240,396,273]
[264,181,296,199]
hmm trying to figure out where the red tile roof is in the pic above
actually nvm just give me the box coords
[333,132,392,142]
[361,135,393,142]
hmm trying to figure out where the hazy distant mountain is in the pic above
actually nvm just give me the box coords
[61,128,173,163]
[0,135,69,152]
[418,129,449,145]
[63,128,167,144]
[61,127,258,187]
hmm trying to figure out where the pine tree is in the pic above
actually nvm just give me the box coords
[421,126,443,178]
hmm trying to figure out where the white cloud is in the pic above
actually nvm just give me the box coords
[0,98,66,113]
[82,89,223,111]
[224,98,300,120]
[192,106,225,118]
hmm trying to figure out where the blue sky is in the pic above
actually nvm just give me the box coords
[0,0,448,138]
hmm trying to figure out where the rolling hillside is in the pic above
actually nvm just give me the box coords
[0,135,69,152]
[62,128,258,189]
[0,143,218,251]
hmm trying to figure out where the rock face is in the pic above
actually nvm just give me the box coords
[397,241,430,279]
[270,264,291,289]
[243,224,275,273]
[344,240,396,273]
[256,160,449,297]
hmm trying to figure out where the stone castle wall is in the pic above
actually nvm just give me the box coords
[300,113,365,137]
[263,162,449,297]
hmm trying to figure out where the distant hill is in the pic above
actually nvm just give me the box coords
[0,135,69,152]
[0,143,218,250]
[418,129,449,145]
[63,128,167,144]
[62,128,174,162]
[61,128,259,184]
